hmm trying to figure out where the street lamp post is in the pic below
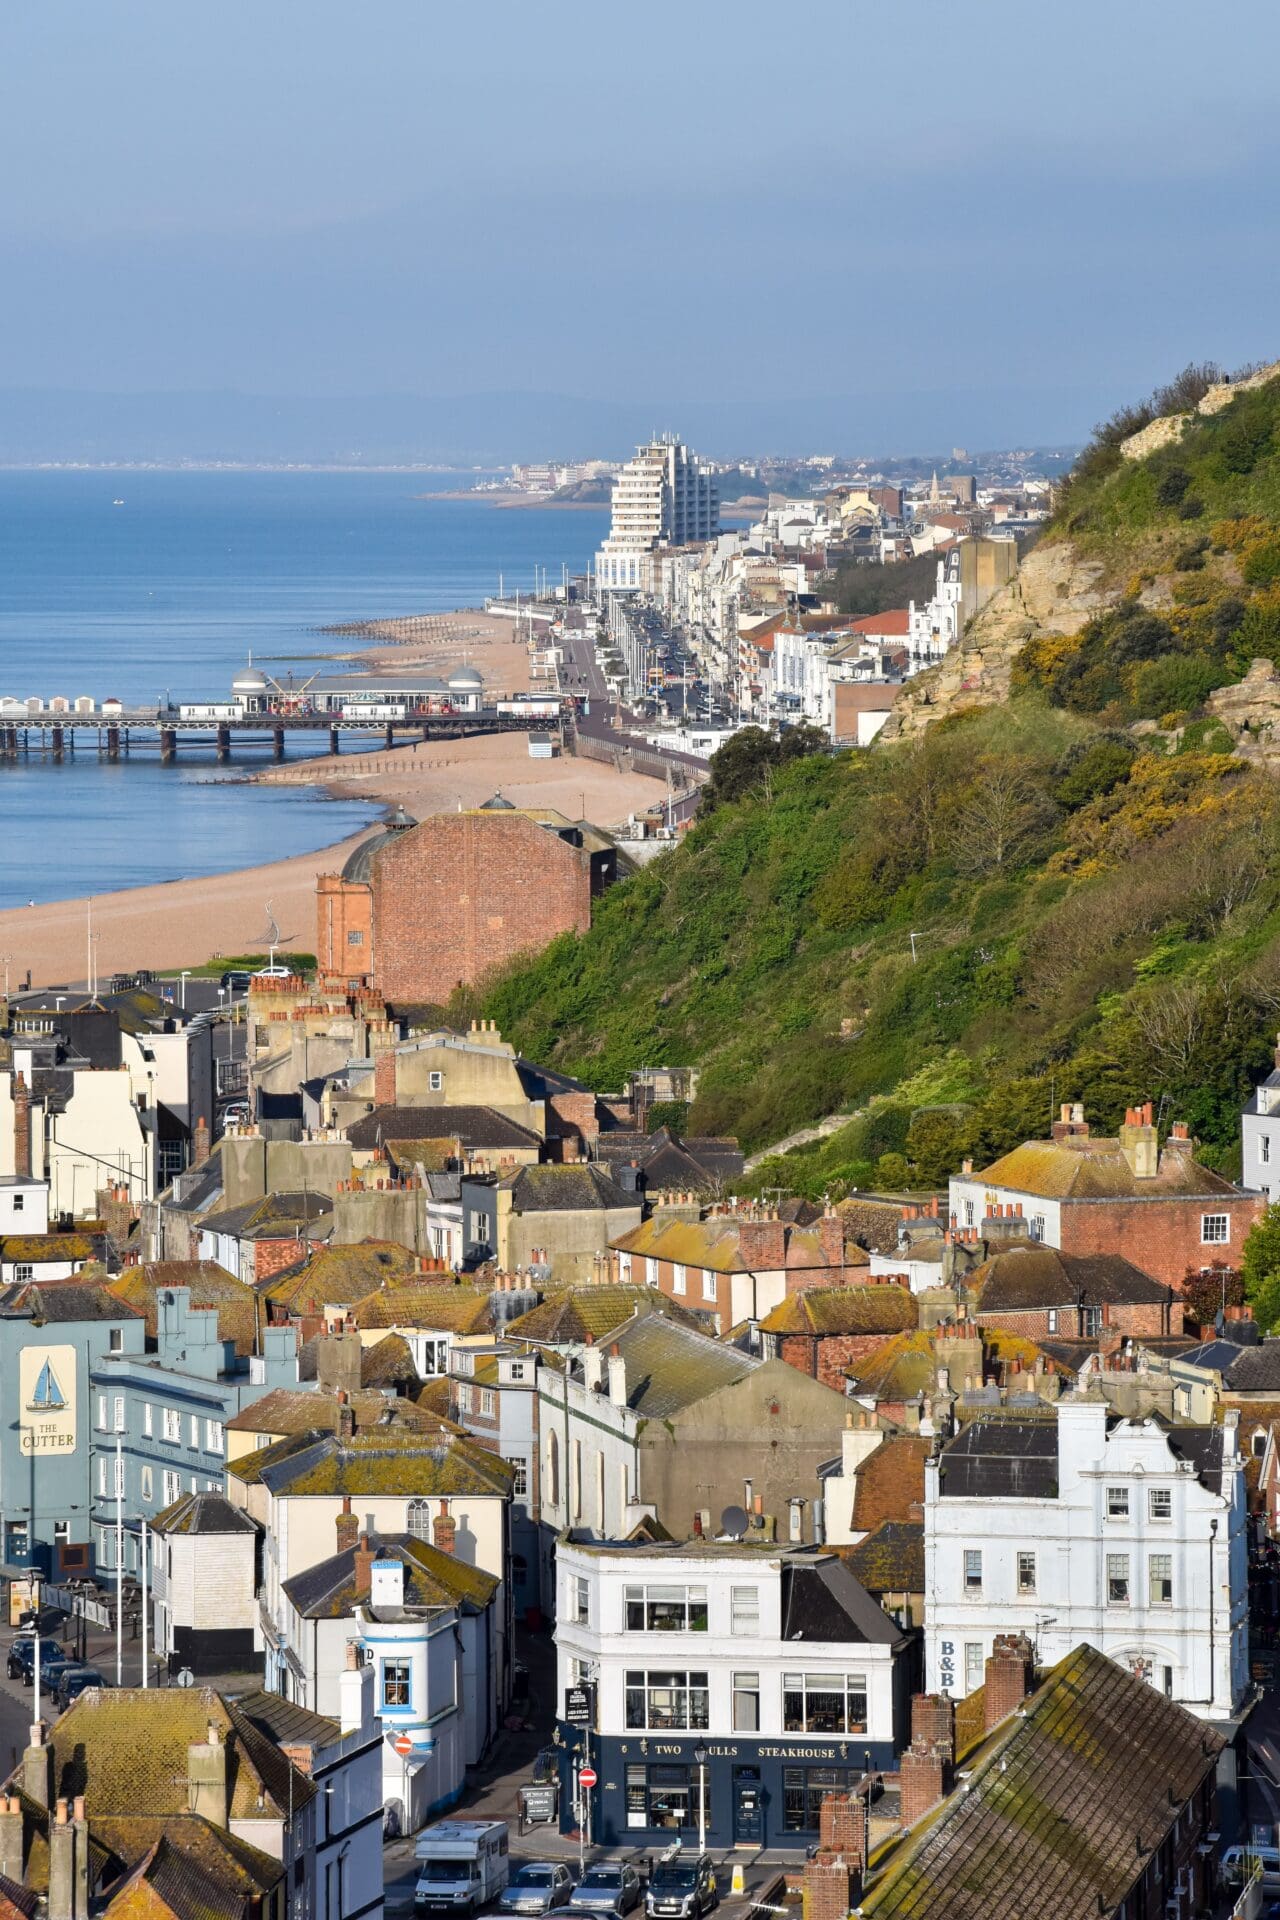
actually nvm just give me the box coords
[693,1742,708,1855]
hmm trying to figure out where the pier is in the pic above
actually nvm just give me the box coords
[0,707,552,764]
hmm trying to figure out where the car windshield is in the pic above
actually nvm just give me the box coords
[581,1873,619,1889]
[514,1870,553,1887]
[653,1870,697,1891]
[418,1862,471,1882]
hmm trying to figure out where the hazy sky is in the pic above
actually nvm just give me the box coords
[2,0,1278,450]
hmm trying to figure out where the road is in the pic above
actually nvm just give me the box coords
[558,626,609,704]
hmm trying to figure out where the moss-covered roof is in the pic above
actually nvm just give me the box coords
[844,1519,925,1594]
[233,1426,514,1499]
[503,1285,700,1345]
[862,1643,1225,1920]
[760,1284,917,1337]
[976,1135,1244,1201]
[613,1213,867,1274]
[92,1819,283,1916]
[263,1240,420,1313]
[152,1492,257,1538]
[845,1328,939,1400]
[108,1262,260,1357]
[283,1529,500,1618]
[353,1283,494,1334]
[0,1234,95,1262]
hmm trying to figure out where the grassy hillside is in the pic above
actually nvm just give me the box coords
[466,366,1280,1192]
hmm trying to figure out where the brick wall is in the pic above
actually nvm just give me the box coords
[370,815,593,1004]
[374,1049,397,1109]
[316,875,373,976]
[974,1300,1169,1339]
[546,1091,600,1161]
[1057,1193,1264,1289]
[777,1330,906,1391]
[252,1237,307,1284]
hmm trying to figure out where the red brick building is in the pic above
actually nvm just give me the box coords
[967,1245,1176,1341]
[315,800,617,1004]
[612,1201,870,1332]
[949,1104,1264,1290]
[760,1283,918,1389]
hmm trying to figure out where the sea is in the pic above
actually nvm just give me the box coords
[0,470,609,904]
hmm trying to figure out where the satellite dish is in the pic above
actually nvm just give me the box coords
[720,1505,749,1541]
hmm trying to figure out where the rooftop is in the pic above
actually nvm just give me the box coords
[498,1163,637,1212]
[347,1104,542,1152]
[760,1285,916,1337]
[282,1529,499,1618]
[230,1426,514,1500]
[969,1246,1172,1312]
[852,1435,931,1534]
[504,1285,704,1347]
[843,1518,926,1595]
[152,1492,258,1537]
[973,1133,1244,1201]
[107,1262,259,1356]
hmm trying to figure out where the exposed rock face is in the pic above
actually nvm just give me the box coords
[881,542,1105,741]
[1208,658,1280,765]
[1120,358,1280,459]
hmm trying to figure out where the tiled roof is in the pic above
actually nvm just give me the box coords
[282,1530,499,1617]
[499,1164,637,1212]
[383,1140,461,1176]
[152,1492,257,1537]
[970,1246,1171,1311]
[1,1279,139,1323]
[361,1331,421,1386]
[760,1285,916,1337]
[612,1213,863,1274]
[108,1262,259,1357]
[975,1136,1245,1201]
[851,1436,931,1532]
[352,1283,494,1334]
[0,1873,36,1920]
[504,1286,702,1345]
[347,1105,543,1151]
[26,1686,314,1821]
[849,608,911,635]
[845,1329,938,1400]
[0,1234,95,1263]
[838,1197,911,1256]
[241,1428,514,1499]
[862,1643,1225,1920]
[88,1822,282,1920]
[262,1241,420,1313]
[1222,1340,1280,1392]
[226,1687,339,1751]
[224,1386,452,1438]
[844,1519,925,1594]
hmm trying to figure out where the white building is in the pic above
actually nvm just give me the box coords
[596,437,718,593]
[151,1489,261,1676]
[908,548,963,661]
[1241,1034,1280,1201]
[554,1536,911,1850]
[0,1176,49,1236]
[924,1397,1248,1720]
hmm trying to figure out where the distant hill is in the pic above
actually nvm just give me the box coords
[467,360,1280,1195]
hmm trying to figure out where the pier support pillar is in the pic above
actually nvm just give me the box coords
[52,727,64,761]
[216,725,230,764]
[329,726,340,756]
[160,729,177,763]
[272,727,285,762]
[106,726,120,761]
[384,724,394,750]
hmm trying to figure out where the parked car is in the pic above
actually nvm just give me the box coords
[499,1865,576,1916]
[220,969,252,993]
[569,1866,641,1916]
[7,1639,77,1690]
[645,1858,717,1920]
[53,1665,106,1711]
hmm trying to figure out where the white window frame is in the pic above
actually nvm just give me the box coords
[162,1408,181,1444]
[1148,1553,1173,1606]
[963,1549,982,1593]
[1106,1485,1129,1519]
[206,1419,224,1454]
[1201,1214,1229,1245]
[672,1263,687,1296]
[143,1403,153,1437]
[113,1396,125,1434]
[1148,1487,1172,1520]
[1016,1551,1036,1595]
[1106,1553,1130,1605]
[730,1585,760,1635]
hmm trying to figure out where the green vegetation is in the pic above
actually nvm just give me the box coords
[465,364,1280,1194]
[165,952,316,979]
[1243,1202,1280,1332]
[828,548,940,620]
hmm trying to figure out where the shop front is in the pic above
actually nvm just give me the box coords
[556,1728,898,1852]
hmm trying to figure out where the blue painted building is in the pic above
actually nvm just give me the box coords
[89,1284,301,1569]
[0,1278,145,1576]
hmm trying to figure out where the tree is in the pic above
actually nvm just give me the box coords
[700,724,828,814]
[1243,1201,1280,1332]
[1181,1262,1244,1331]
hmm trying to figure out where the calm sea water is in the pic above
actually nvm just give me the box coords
[0,471,609,903]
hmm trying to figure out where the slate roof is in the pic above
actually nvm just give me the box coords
[108,1826,282,1920]
[970,1246,1171,1312]
[862,1643,1225,1920]
[938,1414,1060,1499]
[1220,1339,1280,1392]
[282,1530,499,1618]
[602,1314,762,1417]
[852,1436,931,1533]
[223,1387,451,1439]
[108,1262,259,1356]
[780,1556,905,1646]
[593,1127,745,1191]
[844,1519,926,1595]
[152,1492,257,1537]
[761,1285,917,1337]
[499,1164,636,1212]
[975,1135,1245,1200]
[504,1285,702,1346]
[227,1687,340,1751]
[347,1105,542,1152]
[838,1197,910,1256]
[0,1279,138,1323]
[361,1331,421,1386]
[0,1233,95,1264]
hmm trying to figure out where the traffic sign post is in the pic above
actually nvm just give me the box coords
[578,1765,597,1790]
[394,1733,414,1756]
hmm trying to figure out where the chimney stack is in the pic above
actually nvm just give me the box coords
[353,1532,375,1596]
[192,1114,210,1168]
[186,1721,228,1829]
[984,1632,1035,1730]
[433,1499,457,1555]
[607,1345,627,1408]
[335,1495,359,1555]
[22,1724,50,1811]
[13,1073,31,1182]
[0,1793,22,1884]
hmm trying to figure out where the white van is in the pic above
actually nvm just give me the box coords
[415,1820,510,1914]
[1221,1844,1280,1894]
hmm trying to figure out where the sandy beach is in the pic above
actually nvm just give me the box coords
[0,735,667,988]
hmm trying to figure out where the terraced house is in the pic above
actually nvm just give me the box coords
[613,1201,866,1331]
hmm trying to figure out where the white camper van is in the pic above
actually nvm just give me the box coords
[415,1821,510,1914]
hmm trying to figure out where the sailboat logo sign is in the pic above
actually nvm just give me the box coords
[19,1347,77,1454]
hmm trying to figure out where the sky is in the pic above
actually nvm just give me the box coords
[2,0,1279,457]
